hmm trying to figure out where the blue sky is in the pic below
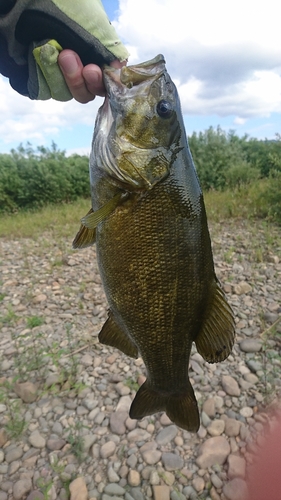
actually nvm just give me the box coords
[0,0,280,155]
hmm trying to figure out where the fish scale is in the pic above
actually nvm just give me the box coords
[73,54,235,432]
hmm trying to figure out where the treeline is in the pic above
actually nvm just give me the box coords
[0,128,280,222]
[0,142,90,212]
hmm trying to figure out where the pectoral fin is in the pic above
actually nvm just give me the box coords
[99,313,138,359]
[82,192,124,229]
[72,209,96,249]
[195,282,235,363]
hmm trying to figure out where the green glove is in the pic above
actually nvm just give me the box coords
[0,0,129,100]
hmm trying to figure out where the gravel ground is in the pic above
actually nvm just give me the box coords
[0,218,280,500]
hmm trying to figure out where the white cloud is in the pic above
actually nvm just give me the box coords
[0,75,102,146]
[0,0,281,150]
[114,0,281,118]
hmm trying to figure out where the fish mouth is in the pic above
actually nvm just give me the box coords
[103,54,167,96]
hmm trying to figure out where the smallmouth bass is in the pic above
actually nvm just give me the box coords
[73,54,235,432]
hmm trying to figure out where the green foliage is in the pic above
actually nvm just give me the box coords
[0,142,90,213]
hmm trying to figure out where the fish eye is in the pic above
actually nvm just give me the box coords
[156,100,173,119]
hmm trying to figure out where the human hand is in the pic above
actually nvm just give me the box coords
[58,50,126,104]
[0,0,129,100]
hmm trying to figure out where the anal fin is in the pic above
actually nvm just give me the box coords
[99,312,138,359]
[195,282,235,363]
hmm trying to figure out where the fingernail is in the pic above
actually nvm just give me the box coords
[59,54,79,76]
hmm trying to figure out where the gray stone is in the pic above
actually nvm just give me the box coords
[81,434,97,452]
[107,467,120,483]
[110,411,127,435]
[13,479,32,500]
[246,360,262,373]
[161,452,184,471]
[128,488,144,500]
[171,492,186,500]
[202,397,216,418]
[116,395,132,412]
[100,441,116,458]
[223,478,248,500]
[182,486,198,499]
[222,375,240,396]
[28,430,46,448]
[5,446,23,463]
[224,418,241,437]
[104,484,126,495]
[127,453,138,468]
[228,455,246,479]
[142,450,161,465]
[211,473,223,489]
[156,425,178,445]
[196,436,230,469]
[26,492,45,500]
[207,419,225,436]
[46,438,66,450]
[127,428,150,442]
[239,339,262,353]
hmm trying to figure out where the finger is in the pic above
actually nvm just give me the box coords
[82,64,105,97]
[58,50,96,104]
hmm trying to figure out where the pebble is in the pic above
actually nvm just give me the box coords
[152,485,170,500]
[239,339,262,353]
[196,436,231,468]
[100,441,116,458]
[223,478,248,500]
[13,479,32,500]
[207,419,225,436]
[28,430,46,448]
[162,452,184,471]
[156,425,178,445]
[221,375,241,396]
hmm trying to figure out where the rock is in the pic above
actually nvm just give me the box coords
[233,281,252,295]
[203,397,216,418]
[222,375,240,396]
[116,395,132,412]
[0,450,4,463]
[228,455,246,479]
[246,360,262,373]
[162,452,184,471]
[239,407,253,418]
[149,470,160,485]
[13,479,32,500]
[110,411,127,435]
[244,373,259,384]
[141,450,161,465]
[26,492,45,500]
[192,476,205,492]
[5,446,23,463]
[81,434,97,452]
[152,485,170,500]
[46,438,66,450]
[211,473,223,489]
[115,382,131,396]
[80,353,93,366]
[107,467,120,483]
[28,430,46,448]
[127,454,138,468]
[127,429,150,442]
[33,293,47,303]
[239,339,262,353]
[224,418,241,437]
[0,428,8,447]
[69,477,88,500]
[207,419,225,436]
[223,478,248,500]
[196,436,231,469]
[128,470,141,487]
[13,381,38,403]
[104,484,126,496]
[156,425,178,445]
[100,441,116,458]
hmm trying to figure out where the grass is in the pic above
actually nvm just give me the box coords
[0,197,91,240]
[0,179,280,242]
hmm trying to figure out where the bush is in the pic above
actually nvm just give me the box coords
[0,143,90,212]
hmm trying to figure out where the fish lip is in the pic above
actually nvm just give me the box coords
[103,54,167,95]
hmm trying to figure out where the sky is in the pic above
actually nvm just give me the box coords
[0,0,280,155]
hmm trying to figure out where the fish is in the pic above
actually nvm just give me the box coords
[73,54,235,432]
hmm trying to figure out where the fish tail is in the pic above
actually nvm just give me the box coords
[129,380,199,432]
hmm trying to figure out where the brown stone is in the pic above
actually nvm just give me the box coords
[69,477,88,500]
[13,381,38,403]
[153,485,170,500]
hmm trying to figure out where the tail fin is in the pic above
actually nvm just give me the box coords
[129,380,199,432]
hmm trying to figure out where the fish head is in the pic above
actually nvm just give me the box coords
[92,54,183,191]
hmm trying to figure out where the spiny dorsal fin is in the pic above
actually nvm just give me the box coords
[195,282,235,363]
